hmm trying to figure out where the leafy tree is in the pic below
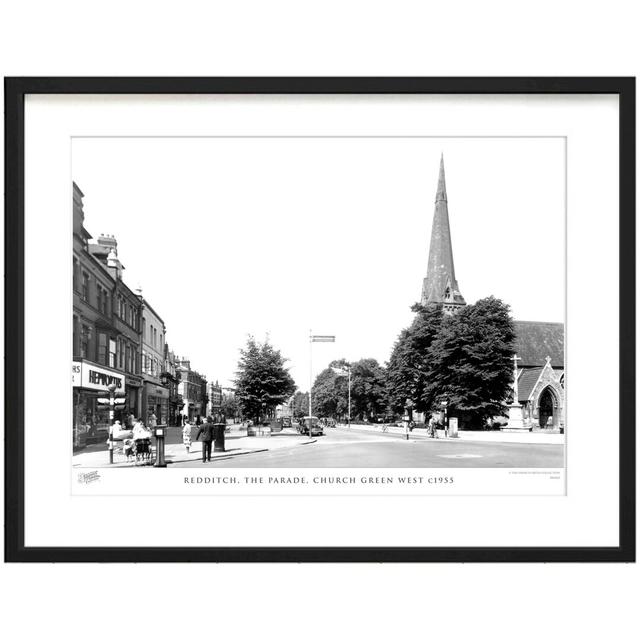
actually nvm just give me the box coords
[349,358,387,421]
[386,303,444,415]
[221,395,240,422]
[291,391,309,418]
[235,337,297,423]
[310,359,350,418]
[425,296,515,428]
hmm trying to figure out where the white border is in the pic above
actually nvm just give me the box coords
[23,94,619,547]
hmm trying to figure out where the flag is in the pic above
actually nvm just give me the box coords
[311,335,335,343]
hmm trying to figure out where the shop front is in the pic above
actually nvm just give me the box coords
[142,381,170,426]
[125,374,142,422]
[72,360,125,449]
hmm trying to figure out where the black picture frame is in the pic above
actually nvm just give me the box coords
[4,77,635,563]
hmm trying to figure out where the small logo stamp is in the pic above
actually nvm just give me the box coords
[77,470,101,484]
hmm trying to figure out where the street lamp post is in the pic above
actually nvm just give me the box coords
[441,398,449,438]
[346,364,351,428]
[155,375,170,468]
[107,382,118,465]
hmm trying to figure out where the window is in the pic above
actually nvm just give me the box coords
[125,345,131,373]
[73,315,79,357]
[133,347,138,374]
[73,259,80,293]
[97,332,108,365]
[97,285,108,315]
[118,338,124,369]
[82,272,90,301]
[109,339,116,368]
[80,325,90,358]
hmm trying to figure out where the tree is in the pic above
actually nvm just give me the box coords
[291,391,309,418]
[221,395,240,422]
[235,337,297,423]
[386,303,444,415]
[349,358,387,421]
[426,296,515,428]
[310,359,350,418]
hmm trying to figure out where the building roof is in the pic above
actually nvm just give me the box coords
[514,321,564,368]
[517,367,543,402]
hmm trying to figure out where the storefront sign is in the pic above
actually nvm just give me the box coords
[72,362,82,386]
[73,361,125,391]
[146,383,169,399]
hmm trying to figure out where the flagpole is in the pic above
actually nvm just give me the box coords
[309,329,312,418]
[348,365,351,428]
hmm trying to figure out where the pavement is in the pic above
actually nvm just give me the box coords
[334,423,564,444]
[72,426,317,468]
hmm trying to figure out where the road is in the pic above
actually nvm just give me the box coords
[170,426,564,468]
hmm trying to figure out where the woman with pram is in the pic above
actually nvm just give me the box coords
[132,418,153,461]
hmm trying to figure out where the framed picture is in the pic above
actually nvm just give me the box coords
[5,77,635,562]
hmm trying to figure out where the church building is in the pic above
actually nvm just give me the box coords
[420,155,565,430]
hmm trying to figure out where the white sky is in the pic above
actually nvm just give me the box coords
[72,137,565,390]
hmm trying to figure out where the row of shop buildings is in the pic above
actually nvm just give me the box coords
[72,182,221,448]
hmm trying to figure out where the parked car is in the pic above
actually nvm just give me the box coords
[297,416,324,436]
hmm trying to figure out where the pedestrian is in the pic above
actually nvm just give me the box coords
[182,419,192,454]
[148,411,157,429]
[196,416,215,463]
[428,415,438,438]
[127,412,135,429]
[195,414,202,426]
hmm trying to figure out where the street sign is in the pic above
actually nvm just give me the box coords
[331,367,348,376]
[311,335,335,342]
[97,398,126,405]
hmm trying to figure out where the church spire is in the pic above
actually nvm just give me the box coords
[420,154,466,313]
[435,153,447,202]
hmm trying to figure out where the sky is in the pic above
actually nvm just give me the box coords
[72,136,565,390]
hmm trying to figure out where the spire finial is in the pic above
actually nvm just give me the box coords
[436,153,447,202]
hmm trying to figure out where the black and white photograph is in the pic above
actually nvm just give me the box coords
[6,77,632,561]
[71,136,565,484]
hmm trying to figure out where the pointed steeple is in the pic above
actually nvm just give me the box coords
[435,153,447,202]
[420,155,466,313]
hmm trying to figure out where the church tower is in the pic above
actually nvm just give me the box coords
[420,154,466,314]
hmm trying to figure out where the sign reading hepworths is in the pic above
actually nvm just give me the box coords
[72,361,125,391]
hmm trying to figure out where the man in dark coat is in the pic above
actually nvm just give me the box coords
[196,416,215,462]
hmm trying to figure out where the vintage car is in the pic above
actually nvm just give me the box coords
[297,416,324,436]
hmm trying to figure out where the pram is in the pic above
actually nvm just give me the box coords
[134,438,152,462]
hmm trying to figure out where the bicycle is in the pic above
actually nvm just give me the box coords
[380,423,389,433]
